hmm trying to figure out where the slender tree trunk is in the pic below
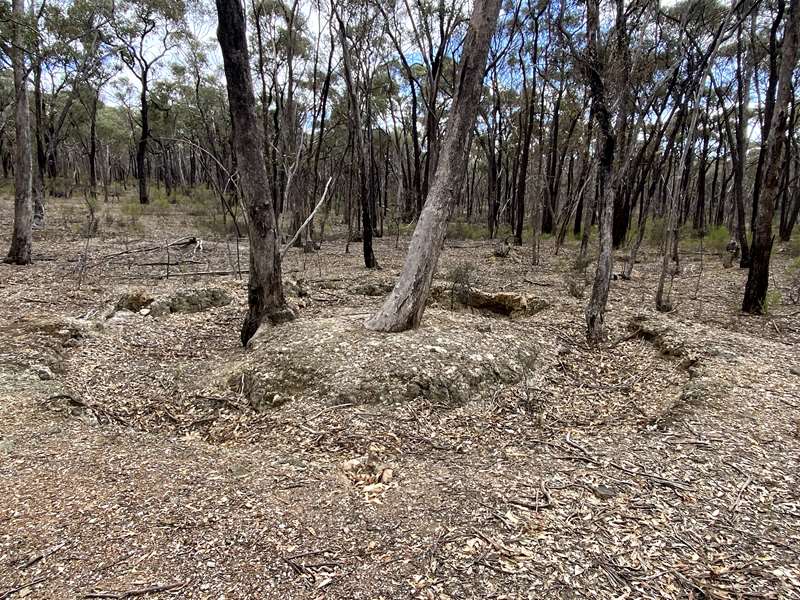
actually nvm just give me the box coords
[6,0,33,265]
[335,9,376,268]
[743,0,799,313]
[365,0,501,332]
[215,0,294,345]
[32,57,45,228]
[584,0,617,341]
[137,73,150,204]
[735,20,753,266]
[89,90,98,198]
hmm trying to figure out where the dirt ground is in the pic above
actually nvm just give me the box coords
[1,195,799,599]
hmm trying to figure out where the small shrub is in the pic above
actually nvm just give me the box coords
[564,275,586,299]
[182,188,218,217]
[704,225,730,254]
[788,258,800,304]
[121,200,144,219]
[787,233,800,258]
[446,261,477,288]
[763,290,782,315]
[647,217,667,247]
[573,253,592,273]
[494,224,514,240]
[447,220,486,240]
[386,220,416,237]
[446,261,478,308]
[148,193,173,215]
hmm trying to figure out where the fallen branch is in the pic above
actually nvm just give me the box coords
[562,434,693,492]
[83,581,186,599]
[97,237,198,261]
[1,577,47,599]
[21,541,67,569]
[281,176,334,259]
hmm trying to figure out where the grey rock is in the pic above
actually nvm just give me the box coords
[34,365,54,381]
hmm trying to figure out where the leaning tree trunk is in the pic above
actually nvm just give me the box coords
[365,0,502,332]
[742,0,799,313]
[215,0,294,345]
[5,0,33,265]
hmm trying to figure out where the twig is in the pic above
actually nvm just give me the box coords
[307,403,353,421]
[729,476,752,513]
[561,434,693,491]
[97,237,197,261]
[82,581,186,599]
[281,176,334,259]
[1,578,47,599]
[21,541,67,569]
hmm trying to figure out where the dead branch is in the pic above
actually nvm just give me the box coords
[82,581,186,599]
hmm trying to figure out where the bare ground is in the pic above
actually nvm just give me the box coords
[1,196,799,599]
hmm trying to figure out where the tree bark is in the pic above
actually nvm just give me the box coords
[215,0,294,345]
[137,73,150,204]
[742,0,799,313]
[5,0,33,265]
[365,0,501,332]
[584,0,617,341]
[335,8,377,269]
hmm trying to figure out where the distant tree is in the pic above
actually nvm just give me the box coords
[215,0,295,345]
[333,2,377,268]
[111,0,184,204]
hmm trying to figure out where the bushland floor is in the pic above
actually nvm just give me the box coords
[1,194,799,599]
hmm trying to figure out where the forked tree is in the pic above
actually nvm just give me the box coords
[365,0,502,332]
[215,0,294,345]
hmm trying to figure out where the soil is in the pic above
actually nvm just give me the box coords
[1,196,799,599]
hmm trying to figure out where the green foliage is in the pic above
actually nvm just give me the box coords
[762,290,782,315]
[647,217,667,247]
[573,253,592,273]
[180,188,220,217]
[704,225,730,254]
[447,220,487,240]
[787,233,800,258]
[446,261,478,287]
[385,220,416,237]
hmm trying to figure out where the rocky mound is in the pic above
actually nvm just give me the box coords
[220,310,543,411]
[113,287,232,318]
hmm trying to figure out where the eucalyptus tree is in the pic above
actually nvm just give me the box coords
[366,0,503,332]
[111,0,186,204]
[216,0,294,345]
[4,0,32,265]
[743,0,799,313]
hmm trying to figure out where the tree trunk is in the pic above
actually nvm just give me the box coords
[742,0,799,313]
[584,0,618,341]
[215,0,294,345]
[89,90,98,198]
[735,19,753,266]
[365,0,501,332]
[32,57,45,228]
[335,10,377,269]
[5,0,33,265]
[137,73,150,204]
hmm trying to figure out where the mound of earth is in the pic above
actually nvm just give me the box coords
[219,310,543,411]
[113,287,232,317]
